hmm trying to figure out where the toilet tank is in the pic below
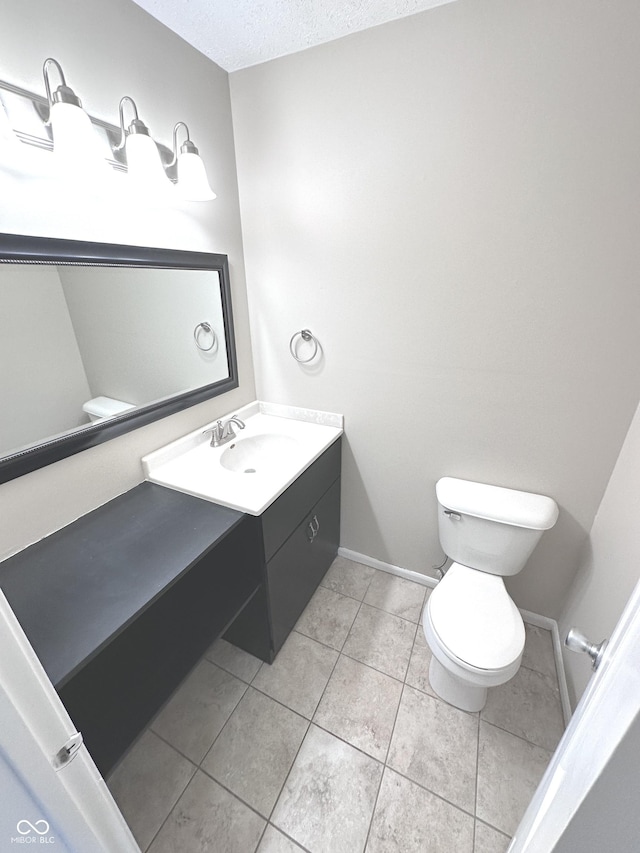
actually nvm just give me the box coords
[436,477,559,576]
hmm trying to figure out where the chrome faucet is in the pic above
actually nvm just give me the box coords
[203,415,245,448]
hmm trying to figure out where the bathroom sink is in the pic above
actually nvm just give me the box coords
[141,401,343,515]
[219,434,302,473]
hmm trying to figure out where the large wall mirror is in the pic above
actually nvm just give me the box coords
[0,233,238,484]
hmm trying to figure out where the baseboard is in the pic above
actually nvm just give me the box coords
[338,546,573,726]
[338,547,438,589]
[519,609,572,726]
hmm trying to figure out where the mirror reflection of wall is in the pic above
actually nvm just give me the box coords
[0,265,229,458]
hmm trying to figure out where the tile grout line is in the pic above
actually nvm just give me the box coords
[147,727,200,769]
[253,823,269,852]
[262,823,314,853]
[143,725,307,846]
[260,586,371,839]
[382,684,482,823]
[263,617,350,844]
[356,570,397,851]
[264,582,376,849]
[478,717,556,757]
[195,761,288,827]
[142,759,199,853]
[362,756,386,852]
[265,716,312,827]
[147,674,250,770]
[322,569,427,619]
[475,818,512,842]
[197,680,250,766]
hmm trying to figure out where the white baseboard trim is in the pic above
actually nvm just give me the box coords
[519,609,572,726]
[338,546,573,726]
[338,547,438,589]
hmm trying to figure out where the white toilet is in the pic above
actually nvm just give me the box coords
[423,477,558,712]
[83,396,135,423]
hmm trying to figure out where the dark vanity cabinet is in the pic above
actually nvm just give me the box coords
[0,437,341,776]
[0,483,263,775]
[225,437,342,660]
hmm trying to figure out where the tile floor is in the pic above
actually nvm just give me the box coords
[107,557,565,853]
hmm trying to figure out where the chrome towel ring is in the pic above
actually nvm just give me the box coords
[194,321,217,352]
[289,329,319,363]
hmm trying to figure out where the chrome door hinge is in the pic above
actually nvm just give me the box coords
[53,731,83,770]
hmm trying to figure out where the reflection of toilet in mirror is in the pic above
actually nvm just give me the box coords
[83,396,135,423]
[423,477,559,712]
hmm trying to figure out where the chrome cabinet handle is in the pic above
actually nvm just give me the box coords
[306,515,320,543]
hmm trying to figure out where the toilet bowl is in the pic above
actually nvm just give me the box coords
[423,563,525,711]
[423,477,558,712]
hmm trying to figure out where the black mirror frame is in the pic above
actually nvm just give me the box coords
[0,233,239,484]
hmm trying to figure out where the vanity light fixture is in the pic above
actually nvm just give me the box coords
[0,97,19,155]
[0,63,216,201]
[116,96,172,195]
[0,89,53,177]
[42,58,110,183]
[170,122,216,202]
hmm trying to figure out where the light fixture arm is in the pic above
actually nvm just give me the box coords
[116,95,151,151]
[42,58,82,121]
[168,121,199,168]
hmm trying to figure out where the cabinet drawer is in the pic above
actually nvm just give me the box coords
[262,438,341,562]
[267,478,341,654]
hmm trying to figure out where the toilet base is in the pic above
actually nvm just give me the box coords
[429,656,488,712]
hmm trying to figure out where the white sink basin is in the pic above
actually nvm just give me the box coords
[220,434,302,474]
[141,401,343,515]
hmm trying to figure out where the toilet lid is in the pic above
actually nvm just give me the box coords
[429,563,525,670]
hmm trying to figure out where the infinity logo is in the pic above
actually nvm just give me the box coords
[16,820,50,836]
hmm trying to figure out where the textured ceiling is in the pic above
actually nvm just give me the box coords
[131,0,458,72]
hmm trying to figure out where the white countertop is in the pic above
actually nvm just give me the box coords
[141,401,343,515]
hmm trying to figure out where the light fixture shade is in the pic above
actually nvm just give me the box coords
[49,101,111,184]
[176,151,216,201]
[125,131,172,195]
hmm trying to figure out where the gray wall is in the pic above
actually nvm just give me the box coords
[559,400,640,706]
[0,265,91,454]
[0,0,255,560]
[60,267,229,405]
[230,0,640,618]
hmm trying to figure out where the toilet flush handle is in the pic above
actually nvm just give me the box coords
[565,628,609,671]
[443,509,461,521]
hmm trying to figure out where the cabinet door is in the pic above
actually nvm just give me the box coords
[262,439,341,562]
[267,478,341,655]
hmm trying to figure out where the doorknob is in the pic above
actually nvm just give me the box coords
[565,628,609,671]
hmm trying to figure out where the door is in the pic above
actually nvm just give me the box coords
[0,589,139,852]
[509,574,640,851]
